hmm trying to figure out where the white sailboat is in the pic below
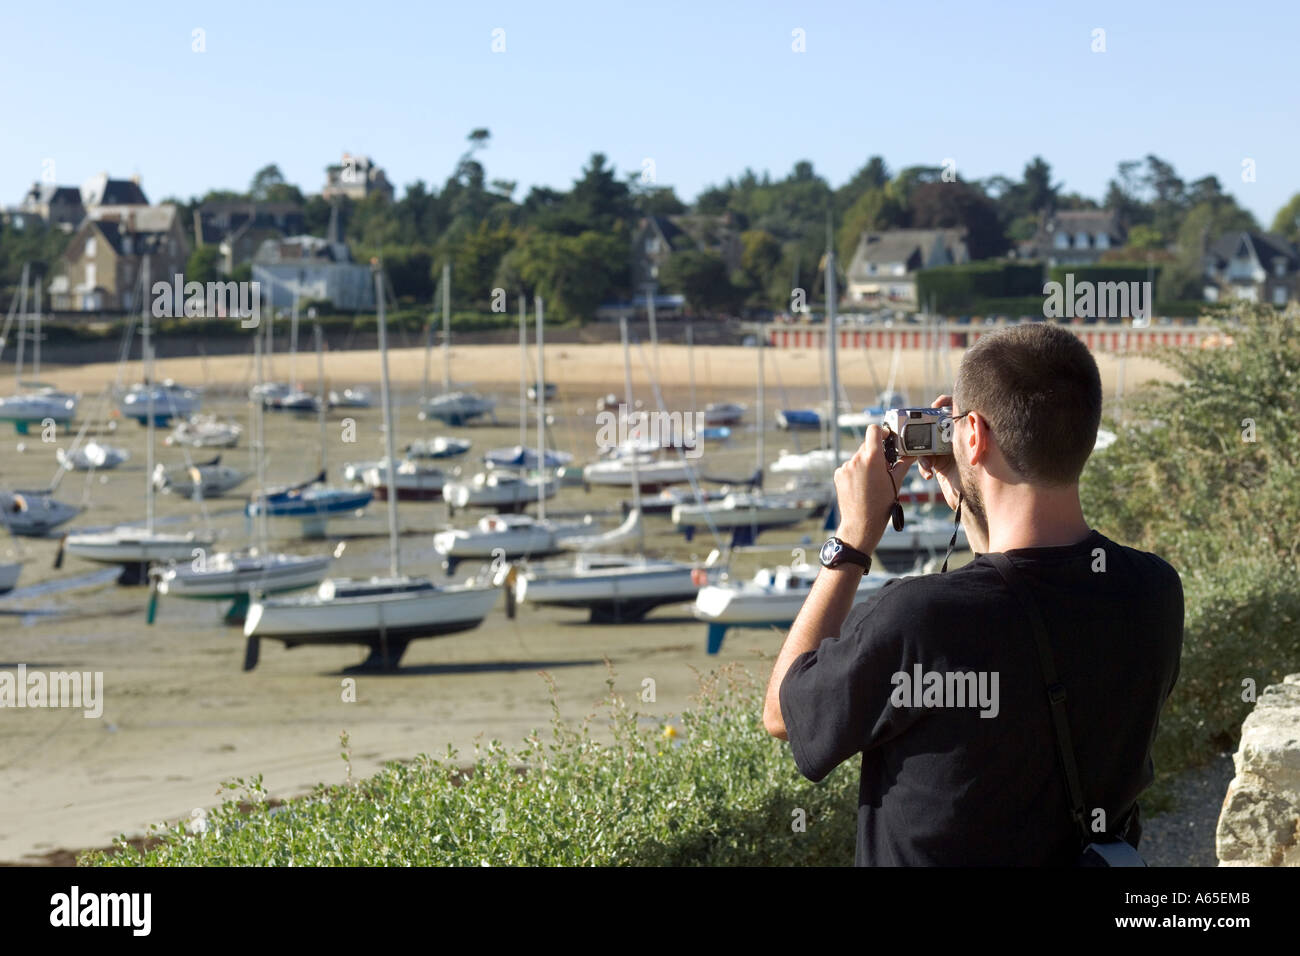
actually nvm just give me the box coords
[243,261,499,671]
[434,297,639,572]
[672,320,819,544]
[56,440,130,472]
[120,380,201,424]
[0,265,79,428]
[152,456,249,498]
[168,415,243,448]
[151,325,333,617]
[62,257,215,583]
[420,262,497,425]
[694,562,899,653]
[506,316,699,623]
[442,297,560,513]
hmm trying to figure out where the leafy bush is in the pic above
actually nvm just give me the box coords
[82,665,859,867]
[1081,303,1300,779]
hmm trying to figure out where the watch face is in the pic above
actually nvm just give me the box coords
[820,538,842,565]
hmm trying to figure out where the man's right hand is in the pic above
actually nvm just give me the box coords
[916,394,963,513]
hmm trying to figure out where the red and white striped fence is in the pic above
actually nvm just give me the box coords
[765,324,1222,353]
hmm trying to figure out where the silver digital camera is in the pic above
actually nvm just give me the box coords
[883,406,953,459]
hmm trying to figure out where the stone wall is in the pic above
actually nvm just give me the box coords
[1216,674,1300,865]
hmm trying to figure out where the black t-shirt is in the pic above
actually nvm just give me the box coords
[779,529,1183,866]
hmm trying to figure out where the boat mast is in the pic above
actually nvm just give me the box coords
[645,285,660,386]
[441,262,451,393]
[756,316,765,482]
[253,325,269,551]
[32,279,41,381]
[143,256,155,534]
[288,277,300,388]
[374,263,400,578]
[619,315,644,551]
[826,224,841,516]
[518,294,527,451]
[14,263,29,388]
[686,322,696,412]
[535,295,546,521]
[315,321,327,474]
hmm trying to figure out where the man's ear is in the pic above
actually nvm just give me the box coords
[966,412,990,467]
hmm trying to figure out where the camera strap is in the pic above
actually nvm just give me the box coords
[939,494,962,573]
[986,552,1093,847]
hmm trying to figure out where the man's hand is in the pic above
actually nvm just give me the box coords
[834,424,915,554]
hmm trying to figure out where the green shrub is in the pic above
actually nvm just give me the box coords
[81,664,859,867]
[1082,303,1300,779]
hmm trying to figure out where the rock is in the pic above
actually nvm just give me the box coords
[1216,675,1300,866]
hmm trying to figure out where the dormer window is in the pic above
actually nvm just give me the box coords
[1053,231,1070,249]
[1096,233,1111,250]
[1076,232,1091,248]
[1276,258,1288,278]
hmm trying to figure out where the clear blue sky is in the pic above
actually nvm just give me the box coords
[3,0,1296,229]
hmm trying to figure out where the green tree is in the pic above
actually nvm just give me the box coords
[1125,225,1165,251]
[185,245,221,284]
[1270,193,1300,243]
[837,187,904,262]
[660,249,739,313]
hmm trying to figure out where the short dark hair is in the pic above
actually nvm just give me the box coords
[953,323,1102,485]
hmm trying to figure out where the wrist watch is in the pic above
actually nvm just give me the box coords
[819,536,871,572]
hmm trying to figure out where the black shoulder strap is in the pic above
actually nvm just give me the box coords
[986,552,1092,846]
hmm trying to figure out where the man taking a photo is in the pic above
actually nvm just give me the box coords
[763,322,1183,866]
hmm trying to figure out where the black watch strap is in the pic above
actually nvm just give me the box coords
[821,536,870,571]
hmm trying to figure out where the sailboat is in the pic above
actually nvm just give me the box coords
[694,560,900,653]
[152,455,249,498]
[151,328,333,617]
[508,316,704,624]
[56,440,130,472]
[434,297,639,573]
[168,415,242,448]
[0,489,79,537]
[244,261,499,671]
[420,263,497,425]
[442,297,562,512]
[671,321,818,544]
[62,257,215,583]
[246,320,372,536]
[0,264,79,429]
[119,380,201,425]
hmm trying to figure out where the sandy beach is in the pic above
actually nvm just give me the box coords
[0,341,1180,863]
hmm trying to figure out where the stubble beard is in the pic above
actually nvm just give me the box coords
[956,451,990,549]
